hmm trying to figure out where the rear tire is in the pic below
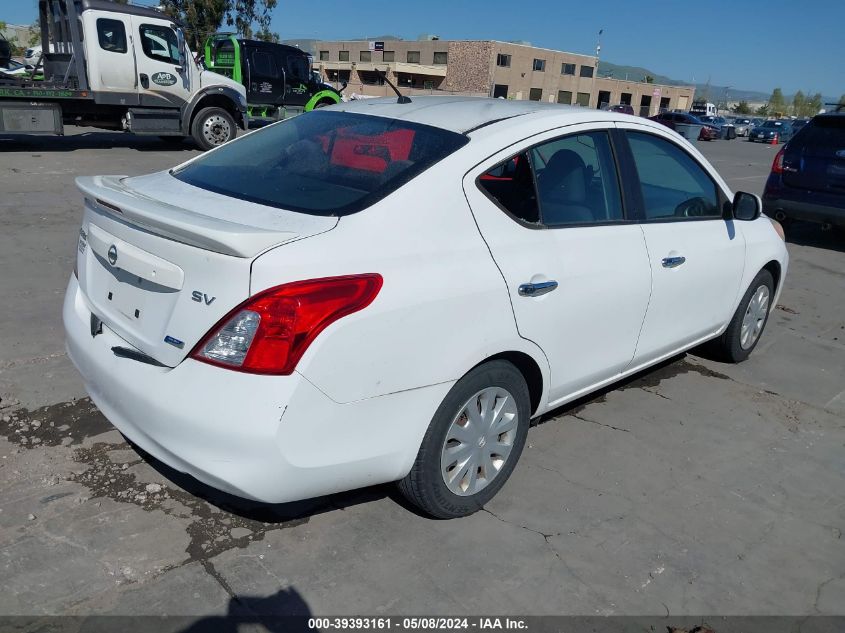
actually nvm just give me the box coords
[191,107,237,151]
[398,360,531,519]
[709,269,774,363]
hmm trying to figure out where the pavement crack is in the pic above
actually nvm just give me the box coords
[813,574,843,613]
[569,413,630,433]
[481,508,562,558]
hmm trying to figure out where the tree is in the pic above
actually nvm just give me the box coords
[791,90,805,117]
[768,87,785,114]
[161,0,277,50]
[806,92,823,116]
[733,100,752,114]
[755,103,770,116]
[840,94,845,106]
[644,75,654,84]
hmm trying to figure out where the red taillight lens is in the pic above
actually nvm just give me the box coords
[771,147,785,174]
[191,274,383,375]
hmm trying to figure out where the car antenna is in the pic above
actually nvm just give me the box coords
[378,69,412,104]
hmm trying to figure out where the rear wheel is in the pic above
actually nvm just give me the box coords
[191,107,237,151]
[398,360,531,518]
[709,269,774,363]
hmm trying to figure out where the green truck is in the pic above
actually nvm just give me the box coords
[203,34,343,123]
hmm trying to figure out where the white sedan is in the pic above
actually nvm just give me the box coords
[64,97,788,518]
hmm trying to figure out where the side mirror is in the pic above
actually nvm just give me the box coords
[175,27,187,68]
[733,191,762,221]
[340,80,348,92]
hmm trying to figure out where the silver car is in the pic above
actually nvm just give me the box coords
[733,118,753,137]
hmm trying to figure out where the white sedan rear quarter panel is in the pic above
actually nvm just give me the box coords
[250,149,550,405]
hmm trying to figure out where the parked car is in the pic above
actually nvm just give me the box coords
[763,112,845,229]
[790,118,810,132]
[749,120,793,144]
[649,111,705,141]
[733,118,753,136]
[23,43,53,68]
[699,123,721,141]
[63,98,788,518]
[700,116,737,139]
[0,59,28,76]
[607,104,635,115]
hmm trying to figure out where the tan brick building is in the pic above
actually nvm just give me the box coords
[314,39,695,116]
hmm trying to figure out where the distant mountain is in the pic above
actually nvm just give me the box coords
[598,60,836,104]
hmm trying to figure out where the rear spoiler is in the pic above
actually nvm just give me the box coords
[76,175,300,258]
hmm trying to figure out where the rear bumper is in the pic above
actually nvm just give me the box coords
[64,275,449,503]
[763,182,845,227]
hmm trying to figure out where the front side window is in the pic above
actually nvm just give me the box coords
[478,131,623,227]
[288,56,309,81]
[172,111,468,216]
[531,132,623,225]
[626,132,721,220]
[139,23,179,64]
[532,58,546,72]
[97,18,126,54]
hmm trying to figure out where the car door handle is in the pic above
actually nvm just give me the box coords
[139,73,149,89]
[661,256,686,268]
[518,280,558,297]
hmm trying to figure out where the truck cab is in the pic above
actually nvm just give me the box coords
[0,0,248,150]
[204,35,342,122]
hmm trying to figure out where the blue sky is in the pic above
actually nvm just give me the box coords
[4,0,843,96]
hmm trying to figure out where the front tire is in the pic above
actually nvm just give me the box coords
[398,360,531,519]
[710,269,774,362]
[191,107,237,151]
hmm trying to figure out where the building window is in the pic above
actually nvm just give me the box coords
[424,79,435,90]
[620,92,632,105]
[557,90,572,104]
[383,50,395,62]
[433,51,448,65]
[496,53,511,67]
[407,51,420,63]
[529,88,543,101]
[579,65,594,78]
[360,50,371,62]
[359,70,385,85]
[338,50,349,62]
[319,50,329,61]
[561,63,575,75]
[493,84,508,98]
[576,92,590,107]
[532,58,546,72]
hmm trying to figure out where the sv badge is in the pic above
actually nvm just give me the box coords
[191,291,216,306]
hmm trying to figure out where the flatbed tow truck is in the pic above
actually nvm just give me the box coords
[0,0,248,150]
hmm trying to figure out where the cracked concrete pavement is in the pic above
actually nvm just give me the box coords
[0,129,843,617]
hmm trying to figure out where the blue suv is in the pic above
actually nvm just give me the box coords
[763,110,845,230]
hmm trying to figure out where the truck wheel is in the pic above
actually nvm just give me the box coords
[191,107,236,151]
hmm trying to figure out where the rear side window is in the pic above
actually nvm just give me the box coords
[97,18,126,54]
[627,132,721,220]
[793,117,845,150]
[172,111,468,216]
[252,51,277,77]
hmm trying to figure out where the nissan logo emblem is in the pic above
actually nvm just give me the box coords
[107,244,118,266]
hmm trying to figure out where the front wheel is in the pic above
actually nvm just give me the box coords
[398,360,531,518]
[710,269,774,362]
[191,107,237,151]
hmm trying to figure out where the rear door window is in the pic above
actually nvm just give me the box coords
[172,111,468,216]
[97,18,127,54]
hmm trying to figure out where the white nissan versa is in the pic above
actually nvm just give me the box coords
[64,97,788,518]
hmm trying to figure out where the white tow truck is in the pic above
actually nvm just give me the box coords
[0,0,248,150]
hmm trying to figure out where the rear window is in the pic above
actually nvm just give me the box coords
[792,117,845,149]
[172,111,468,216]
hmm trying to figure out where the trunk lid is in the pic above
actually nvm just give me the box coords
[783,117,845,194]
[75,172,338,367]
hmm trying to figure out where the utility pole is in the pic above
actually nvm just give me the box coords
[593,28,602,108]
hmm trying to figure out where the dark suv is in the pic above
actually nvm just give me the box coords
[763,111,845,229]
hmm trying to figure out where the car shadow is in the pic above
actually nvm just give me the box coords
[785,221,845,253]
[0,130,199,152]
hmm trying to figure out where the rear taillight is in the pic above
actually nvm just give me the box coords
[191,274,383,375]
[771,147,785,174]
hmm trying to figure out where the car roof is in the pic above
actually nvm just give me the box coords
[331,96,629,134]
